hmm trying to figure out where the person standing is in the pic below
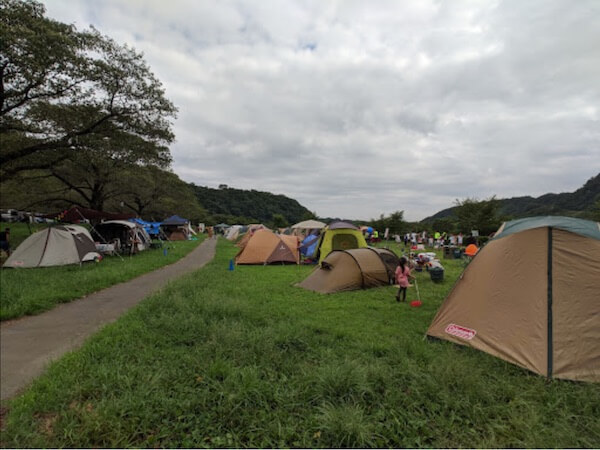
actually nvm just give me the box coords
[395,256,414,302]
[0,227,10,255]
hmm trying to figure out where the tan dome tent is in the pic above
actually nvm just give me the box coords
[236,224,268,249]
[427,216,600,382]
[298,247,399,293]
[235,229,299,265]
[4,226,100,268]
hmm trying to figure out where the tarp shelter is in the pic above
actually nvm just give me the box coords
[45,206,134,224]
[130,218,162,237]
[92,220,151,254]
[235,229,299,265]
[298,248,399,293]
[314,221,368,263]
[4,226,100,268]
[299,232,320,258]
[427,216,600,382]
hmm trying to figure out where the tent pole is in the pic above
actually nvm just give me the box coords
[547,227,554,379]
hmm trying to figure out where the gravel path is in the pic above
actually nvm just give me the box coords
[0,237,217,402]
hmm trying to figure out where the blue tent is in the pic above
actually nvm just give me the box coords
[130,218,162,237]
[300,233,320,258]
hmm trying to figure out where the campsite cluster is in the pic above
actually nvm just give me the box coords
[0,206,200,268]
[1,209,599,447]
[222,216,600,383]
[2,213,599,385]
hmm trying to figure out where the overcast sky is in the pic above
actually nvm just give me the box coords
[43,0,599,221]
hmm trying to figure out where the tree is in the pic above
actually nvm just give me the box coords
[38,124,171,210]
[587,198,600,221]
[301,210,318,221]
[368,210,406,235]
[386,210,405,234]
[116,167,207,222]
[431,217,456,234]
[1,0,177,177]
[453,196,501,235]
[271,213,288,229]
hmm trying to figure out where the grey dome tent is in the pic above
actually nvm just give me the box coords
[4,226,100,268]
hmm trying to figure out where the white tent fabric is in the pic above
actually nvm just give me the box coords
[225,225,243,241]
[291,220,326,229]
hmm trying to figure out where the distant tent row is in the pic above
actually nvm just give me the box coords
[230,220,369,266]
[3,209,201,269]
[45,207,195,242]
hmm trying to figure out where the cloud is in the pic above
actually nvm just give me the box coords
[43,0,600,221]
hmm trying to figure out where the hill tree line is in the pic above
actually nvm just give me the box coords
[365,174,599,240]
[421,173,600,233]
[191,185,315,227]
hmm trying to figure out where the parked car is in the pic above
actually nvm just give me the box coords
[1,209,23,222]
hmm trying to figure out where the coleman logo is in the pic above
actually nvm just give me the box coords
[445,323,476,340]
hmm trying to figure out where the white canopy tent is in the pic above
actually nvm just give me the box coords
[291,220,326,230]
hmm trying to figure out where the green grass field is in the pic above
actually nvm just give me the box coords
[1,238,599,448]
[0,222,203,321]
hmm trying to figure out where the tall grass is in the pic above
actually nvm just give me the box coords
[1,239,599,448]
[1,227,203,320]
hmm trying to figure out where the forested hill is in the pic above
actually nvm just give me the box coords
[423,173,600,222]
[191,184,313,225]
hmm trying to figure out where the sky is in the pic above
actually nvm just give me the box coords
[43,0,599,221]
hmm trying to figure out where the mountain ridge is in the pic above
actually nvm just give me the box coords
[422,173,600,223]
[191,184,313,225]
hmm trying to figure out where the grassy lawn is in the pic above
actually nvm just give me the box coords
[0,222,204,321]
[1,239,599,447]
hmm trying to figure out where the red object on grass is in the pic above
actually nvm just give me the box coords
[410,300,422,307]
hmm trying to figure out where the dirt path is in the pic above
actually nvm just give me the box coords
[0,237,217,402]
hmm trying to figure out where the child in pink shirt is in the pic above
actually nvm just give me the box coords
[395,256,414,302]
